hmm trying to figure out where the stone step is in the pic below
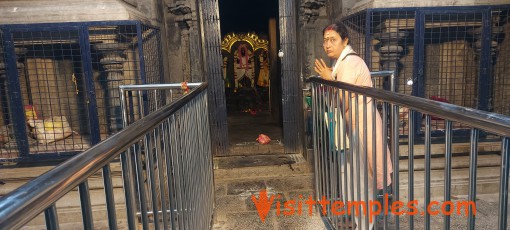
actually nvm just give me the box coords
[229,141,285,156]
[1,162,124,196]
[395,154,503,200]
[398,166,503,202]
[213,153,314,182]
[398,153,501,171]
[1,163,132,228]
[398,141,501,157]
[22,206,130,230]
[21,219,130,230]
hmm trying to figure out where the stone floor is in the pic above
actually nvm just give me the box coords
[212,153,326,230]
[210,152,510,230]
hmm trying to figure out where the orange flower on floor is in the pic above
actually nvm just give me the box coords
[256,134,271,144]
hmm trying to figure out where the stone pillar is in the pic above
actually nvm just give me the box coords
[94,43,128,132]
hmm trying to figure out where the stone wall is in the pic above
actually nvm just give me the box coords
[0,0,155,25]
[349,0,510,14]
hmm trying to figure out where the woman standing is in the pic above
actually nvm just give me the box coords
[314,22,393,229]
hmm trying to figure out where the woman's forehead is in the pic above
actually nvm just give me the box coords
[324,30,340,38]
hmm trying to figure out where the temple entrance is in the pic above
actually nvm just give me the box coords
[219,0,283,154]
[221,33,270,112]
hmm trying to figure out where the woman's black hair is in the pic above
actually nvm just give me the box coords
[322,22,350,44]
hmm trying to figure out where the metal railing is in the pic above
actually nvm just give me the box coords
[0,83,214,230]
[307,76,510,230]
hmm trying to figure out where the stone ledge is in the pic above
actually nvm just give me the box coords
[0,0,151,25]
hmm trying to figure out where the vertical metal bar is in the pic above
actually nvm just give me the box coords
[467,128,479,230]
[444,120,453,230]
[78,181,94,230]
[412,10,425,139]
[1,28,30,158]
[119,86,138,230]
[365,9,373,68]
[372,98,378,230]
[170,115,185,228]
[182,105,192,229]
[363,96,369,230]
[145,131,160,230]
[342,89,349,230]
[327,87,333,221]
[382,102,388,230]
[498,137,510,230]
[424,115,431,230]
[102,164,118,230]
[391,104,399,229]
[120,148,138,229]
[136,22,148,84]
[332,88,339,226]
[44,204,60,230]
[354,93,362,228]
[390,73,395,92]
[408,109,415,229]
[162,119,177,230]
[312,83,320,202]
[348,91,355,229]
[134,143,150,229]
[155,125,169,230]
[319,86,326,202]
[79,25,101,145]
[192,96,201,229]
[477,10,492,111]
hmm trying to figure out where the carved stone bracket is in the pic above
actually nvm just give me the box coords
[299,0,326,25]
[168,0,193,30]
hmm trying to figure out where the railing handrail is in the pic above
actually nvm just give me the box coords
[119,82,202,91]
[0,82,208,229]
[306,76,510,137]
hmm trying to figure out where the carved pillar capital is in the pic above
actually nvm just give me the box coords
[469,25,503,58]
[0,47,27,77]
[168,0,193,30]
[299,0,326,25]
[375,31,407,71]
[94,43,128,72]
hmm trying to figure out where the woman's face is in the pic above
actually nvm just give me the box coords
[323,29,349,59]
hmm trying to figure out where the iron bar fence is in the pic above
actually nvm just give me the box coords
[0,20,163,163]
[0,83,214,230]
[342,5,510,138]
[307,76,510,229]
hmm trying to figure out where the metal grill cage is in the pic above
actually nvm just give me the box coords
[342,5,510,137]
[0,21,163,163]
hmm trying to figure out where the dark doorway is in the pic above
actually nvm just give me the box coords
[218,0,283,154]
